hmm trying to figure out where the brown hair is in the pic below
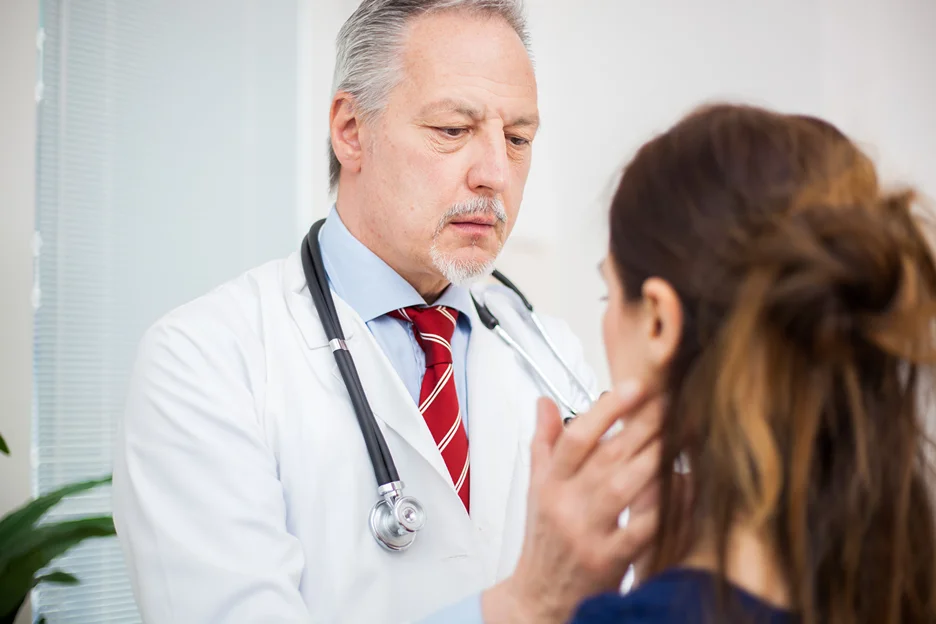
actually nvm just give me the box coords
[609,103,936,623]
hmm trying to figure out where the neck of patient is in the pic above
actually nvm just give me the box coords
[680,521,792,610]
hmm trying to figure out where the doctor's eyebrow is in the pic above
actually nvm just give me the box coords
[506,113,540,130]
[419,98,484,121]
[418,98,540,130]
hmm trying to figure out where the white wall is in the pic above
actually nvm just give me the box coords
[819,0,936,198]
[0,3,38,623]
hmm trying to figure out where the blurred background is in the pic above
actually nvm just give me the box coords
[1,0,934,621]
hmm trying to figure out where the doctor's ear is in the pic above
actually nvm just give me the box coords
[330,92,364,176]
[640,277,683,369]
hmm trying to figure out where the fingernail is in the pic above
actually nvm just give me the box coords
[615,380,640,401]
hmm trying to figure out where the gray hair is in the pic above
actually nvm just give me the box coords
[328,0,531,192]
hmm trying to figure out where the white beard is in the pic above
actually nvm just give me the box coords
[429,196,507,286]
[429,244,498,286]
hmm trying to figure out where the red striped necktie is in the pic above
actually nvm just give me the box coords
[388,306,470,513]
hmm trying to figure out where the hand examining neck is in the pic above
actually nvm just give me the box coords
[479,385,665,623]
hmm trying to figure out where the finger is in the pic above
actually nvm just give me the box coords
[587,439,662,527]
[625,464,692,516]
[585,395,665,471]
[628,478,659,516]
[609,502,659,568]
[551,380,649,478]
[616,391,666,459]
[529,397,563,488]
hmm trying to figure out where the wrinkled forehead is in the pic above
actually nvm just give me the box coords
[392,10,538,120]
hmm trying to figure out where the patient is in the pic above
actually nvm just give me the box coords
[573,104,936,623]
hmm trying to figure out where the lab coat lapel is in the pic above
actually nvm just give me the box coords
[332,297,454,489]
[282,252,452,487]
[465,308,522,577]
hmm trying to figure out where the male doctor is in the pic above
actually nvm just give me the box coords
[113,0,662,622]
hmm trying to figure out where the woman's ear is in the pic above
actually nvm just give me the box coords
[640,277,683,371]
[329,92,363,177]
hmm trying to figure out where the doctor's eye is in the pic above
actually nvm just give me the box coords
[508,135,531,147]
[436,127,468,139]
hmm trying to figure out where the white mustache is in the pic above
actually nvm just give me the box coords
[434,197,507,237]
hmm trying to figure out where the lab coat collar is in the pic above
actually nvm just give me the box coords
[283,250,354,350]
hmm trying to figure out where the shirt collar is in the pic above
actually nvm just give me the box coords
[318,206,475,325]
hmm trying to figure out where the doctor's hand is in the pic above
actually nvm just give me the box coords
[480,381,663,624]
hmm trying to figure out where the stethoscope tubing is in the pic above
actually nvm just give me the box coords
[491,324,581,418]
[489,270,597,403]
[528,312,598,404]
[303,220,399,487]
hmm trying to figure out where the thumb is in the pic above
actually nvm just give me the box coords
[530,397,563,480]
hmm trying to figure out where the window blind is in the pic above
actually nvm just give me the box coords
[33,1,301,620]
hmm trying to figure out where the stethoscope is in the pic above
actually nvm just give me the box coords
[301,218,597,552]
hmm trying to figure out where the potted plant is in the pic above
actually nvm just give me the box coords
[0,433,116,624]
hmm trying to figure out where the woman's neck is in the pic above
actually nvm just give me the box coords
[679,523,792,610]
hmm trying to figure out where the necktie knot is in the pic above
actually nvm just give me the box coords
[389,306,459,367]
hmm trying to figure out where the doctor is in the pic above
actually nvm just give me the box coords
[113,0,661,622]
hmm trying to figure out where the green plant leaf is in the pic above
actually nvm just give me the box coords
[0,517,115,615]
[34,570,79,587]
[0,433,8,456]
[0,476,111,555]
[0,515,115,571]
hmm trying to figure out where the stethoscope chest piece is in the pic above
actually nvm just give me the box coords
[369,481,426,552]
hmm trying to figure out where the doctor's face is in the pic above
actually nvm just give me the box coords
[357,11,538,289]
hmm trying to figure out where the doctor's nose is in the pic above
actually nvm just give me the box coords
[466,130,509,195]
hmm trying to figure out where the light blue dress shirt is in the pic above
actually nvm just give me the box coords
[318,207,474,423]
[318,208,484,622]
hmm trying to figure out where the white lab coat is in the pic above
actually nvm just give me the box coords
[113,251,598,624]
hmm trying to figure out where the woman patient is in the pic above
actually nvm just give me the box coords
[573,104,936,623]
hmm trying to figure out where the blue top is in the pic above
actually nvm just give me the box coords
[318,207,475,424]
[572,569,798,624]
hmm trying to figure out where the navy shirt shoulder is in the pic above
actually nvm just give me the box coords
[571,569,797,624]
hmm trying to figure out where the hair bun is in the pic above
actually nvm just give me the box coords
[742,194,915,360]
